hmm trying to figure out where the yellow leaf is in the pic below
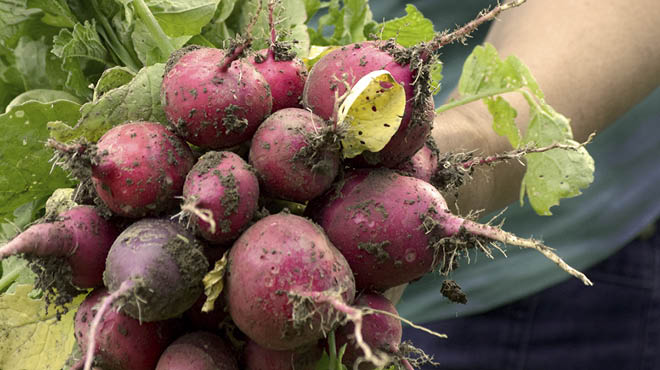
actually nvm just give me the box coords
[0,284,84,370]
[303,45,338,69]
[201,252,228,312]
[337,70,406,158]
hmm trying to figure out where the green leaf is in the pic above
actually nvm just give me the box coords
[379,4,435,47]
[485,95,520,148]
[0,100,79,223]
[92,66,135,100]
[48,63,167,142]
[26,0,78,28]
[0,1,41,48]
[131,20,190,65]
[311,0,369,46]
[226,0,309,55]
[0,284,83,370]
[520,100,594,215]
[439,43,595,215]
[0,256,34,294]
[52,20,110,65]
[6,89,82,112]
[146,0,221,37]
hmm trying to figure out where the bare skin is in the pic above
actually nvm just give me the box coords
[436,0,660,215]
[385,0,660,304]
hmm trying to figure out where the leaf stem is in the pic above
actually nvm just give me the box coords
[435,86,519,114]
[91,0,142,72]
[133,0,176,58]
[0,265,26,292]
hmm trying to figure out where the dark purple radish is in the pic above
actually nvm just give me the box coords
[308,168,592,292]
[182,151,260,245]
[74,288,180,370]
[249,108,340,203]
[332,292,402,370]
[0,206,118,305]
[155,331,239,370]
[102,218,209,322]
[225,213,355,351]
[249,1,307,111]
[243,340,322,370]
[303,41,435,167]
[395,139,439,183]
[82,219,209,369]
[161,45,273,150]
[92,121,195,218]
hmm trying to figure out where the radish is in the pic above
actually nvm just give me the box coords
[225,213,355,351]
[81,218,208,370]
[303,41,435,167]
[249,0,307,112]
[395,138,439,183]
[308,168,592,291]
[161,45,273,150]
[0,205,118,306]
[182,151,260,245]
[91,121,194,218]
[248,107,340,202]
[243,340,322,370]
[73,288,180,370]
[332,292,403,370]
[155,331,239,370]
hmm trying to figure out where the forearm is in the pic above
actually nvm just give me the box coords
[434,0,660,214]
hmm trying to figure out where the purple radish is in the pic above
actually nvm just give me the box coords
[92,121,195,218]
[182,151,260,245]
[161,45,273,150]
[249,107,340,202]
[82,218,209,369]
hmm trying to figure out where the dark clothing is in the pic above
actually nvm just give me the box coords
[403,223,660,370]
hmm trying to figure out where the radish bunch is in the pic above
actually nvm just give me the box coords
[1,2,591,369]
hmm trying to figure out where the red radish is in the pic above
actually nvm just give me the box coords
[161,45,273,150]
[0,205,118,306]
[308,168,592,291]
[249,108,340,202]
[243,340,322,370]
[155,331,239,370]
[303,41,435,167]
[73,288,180,370]
[182,151,260,245]
[225,213,355,351]
[249,1,307,111]
[92,121,195,218]
[332,292,403,370]
[395,139,439,183]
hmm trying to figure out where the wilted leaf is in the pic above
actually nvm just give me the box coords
[201,252,228,312]
[0,284,84,370]
[338,70,405,158]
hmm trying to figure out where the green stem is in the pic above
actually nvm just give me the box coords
[0,265,26,292]
[92,0,142,72]
[328,330,337,370]
[435,86,519,114]
[133,0,176,58]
